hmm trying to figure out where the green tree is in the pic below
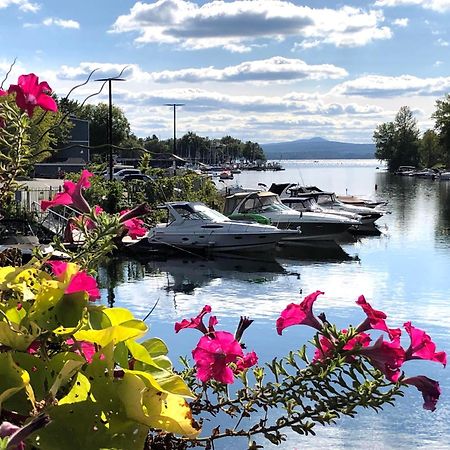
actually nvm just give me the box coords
[242,141,266,162]
[76,103,131,157]
[432,94,450,167]
[220,135,242,162]
[373,106,420,172]
[419,129,442,168]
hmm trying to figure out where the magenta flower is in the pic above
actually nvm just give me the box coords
[404,322,447,366]
[0,89,7,97]
[355,295,401,339]
[192,331,244,384]
[48,261,100,301]
[119,209,148,239]
[235,351,258,373]
[359,336,406,382]
[313,330,371,363]
[0,422,25,450]
[403,375,441,411]
[175,305,212,334]
[7,73,57,117]
[276,290,324,335]
[41,170,93,213]
[66,338,97,363]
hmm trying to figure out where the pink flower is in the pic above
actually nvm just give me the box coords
[192,331,244,384]
[404,322,447,366]
[66,338,97,363]
[41,170,93,213]
[276,290,324,335]
[0,88,7,96]
[355,295,401,340]
[403,376,441,411]
[359,336,406,382]
[7,73,57,117]
[119,209,147,239]
[175,305,212,334]
[313,331,371,362]
[235,351,258,373]
[0,421,25,450]
[48,261,100,301]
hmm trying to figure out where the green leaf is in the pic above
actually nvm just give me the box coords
[0,321,40,351]
[0,353,32,410]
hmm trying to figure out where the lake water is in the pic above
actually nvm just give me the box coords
[98,160,450,449]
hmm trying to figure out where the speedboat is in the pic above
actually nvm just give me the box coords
[269,183,385,231]
[279,184,387,209]
[130,202,298,254]
[223,191,360,242]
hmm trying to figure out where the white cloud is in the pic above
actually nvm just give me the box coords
[375,0,450,12]
[0,0,39,12]
[436,38,449,46]
[392,18,409,27]
[56,58,348,85]
[149,57,348,83]
[111,1,392,51]
[332,74,450,97]
[42,17,80,29]
[434,60,444,66]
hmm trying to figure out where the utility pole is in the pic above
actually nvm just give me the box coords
[95,77,126,181]
[164,103,184,163]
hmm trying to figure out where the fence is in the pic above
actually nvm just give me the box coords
[14,187,62,212]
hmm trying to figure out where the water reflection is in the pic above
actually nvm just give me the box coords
[98,162,450,449]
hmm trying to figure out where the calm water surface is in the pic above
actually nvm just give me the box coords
[99,160,450,449]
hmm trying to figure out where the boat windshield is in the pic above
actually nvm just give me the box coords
[239,195,291,213]
[172,204,228,222]
[315,193,335,205]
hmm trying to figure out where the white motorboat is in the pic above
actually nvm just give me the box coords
[269,183,385,230]
[223,191,360,241]
[133,202,299,253]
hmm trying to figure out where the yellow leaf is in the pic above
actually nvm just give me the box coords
[74,322,147,347]
[116,372,201,438]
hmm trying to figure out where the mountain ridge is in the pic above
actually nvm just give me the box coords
[262,137,375,160]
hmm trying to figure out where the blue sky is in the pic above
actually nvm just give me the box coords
[1,0,450,143]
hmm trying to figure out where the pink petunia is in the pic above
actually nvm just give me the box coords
[175,305,212,334]
[7,73,57,117]
[48,261,100,301]
[404,322,447,366]
[0,422,25,450]
[119,209,148,239]
[403,375,441,411]
[313,330,371,363]
[192,331,244,384]
[66,338,97,363]
[359,336,406,382]
[276,290,325,335]
[355,295,401,340]
[41,170,93,212]
[235,351,258,373]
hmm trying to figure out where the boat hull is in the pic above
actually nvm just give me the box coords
[145,230,286,253]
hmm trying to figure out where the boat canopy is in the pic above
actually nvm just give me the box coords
[223,192,290,216]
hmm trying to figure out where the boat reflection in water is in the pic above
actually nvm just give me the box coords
[100,239,356,299]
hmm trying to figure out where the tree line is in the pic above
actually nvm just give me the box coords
[57,99,266,164]
[373,94,450,172]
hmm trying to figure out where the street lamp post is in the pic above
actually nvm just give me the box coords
[95,77,125,181]
[164,103,184,163]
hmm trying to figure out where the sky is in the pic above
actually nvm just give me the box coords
[1,0,450,144]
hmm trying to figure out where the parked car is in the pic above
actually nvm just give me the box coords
[111,168,142,181]
[121,173,154,183]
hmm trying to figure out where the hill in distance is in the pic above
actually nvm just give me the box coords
[262,137,375,160]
